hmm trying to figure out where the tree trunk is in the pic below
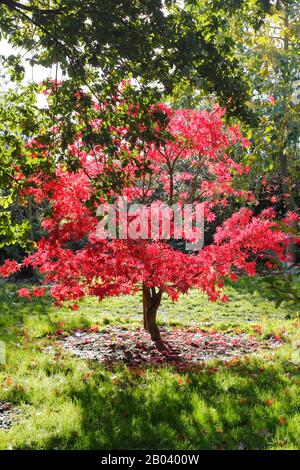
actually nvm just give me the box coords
[279,5,298,264]
[142,283,164,347]
[280,149,298,263]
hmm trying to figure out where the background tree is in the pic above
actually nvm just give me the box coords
[0,0,276,122]
[0,80,47,249]
[234,0,300,260]
[174,0,300,262]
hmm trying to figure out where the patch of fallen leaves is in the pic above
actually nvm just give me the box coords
[59,326,282,367]
[0,402,21,430]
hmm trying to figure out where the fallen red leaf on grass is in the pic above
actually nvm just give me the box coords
[53,329,64,336]
[278,417,287,425]
[251,325,262,335]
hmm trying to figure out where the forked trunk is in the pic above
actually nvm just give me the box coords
[142,283,164,349]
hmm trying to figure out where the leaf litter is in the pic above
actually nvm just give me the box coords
[59,326,282,366]
[0,402,21,430]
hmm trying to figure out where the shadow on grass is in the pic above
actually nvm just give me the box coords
[0,281,55,342]
[1,279,300,449]
[12,358,299,450]
[0,281,52,315]
[0,281,100,340]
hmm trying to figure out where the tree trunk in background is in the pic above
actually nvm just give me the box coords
[280,149,298,263]
[26,196,35,242]
[142,283,164,348]
[281,5,298,263]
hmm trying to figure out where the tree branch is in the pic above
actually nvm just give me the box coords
[0,0,62,14]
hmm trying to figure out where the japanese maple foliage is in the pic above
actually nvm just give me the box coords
[1,95,296,346]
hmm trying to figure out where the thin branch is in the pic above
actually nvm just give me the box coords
[0,166,21,185]
[0,0,62,14]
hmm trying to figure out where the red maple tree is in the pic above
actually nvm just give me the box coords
[1,94,295,349]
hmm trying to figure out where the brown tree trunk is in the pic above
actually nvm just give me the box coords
[142,283,165,349]
[280,150,298,263]
[280,5,298,264]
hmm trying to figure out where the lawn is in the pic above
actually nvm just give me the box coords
[0,277,300,450]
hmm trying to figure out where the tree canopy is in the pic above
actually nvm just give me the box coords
[0,0,276,121]
[1,93,295,346]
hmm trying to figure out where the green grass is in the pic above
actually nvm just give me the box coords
[0,278,300,450]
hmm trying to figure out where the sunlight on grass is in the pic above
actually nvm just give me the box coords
[0,278,300,450]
